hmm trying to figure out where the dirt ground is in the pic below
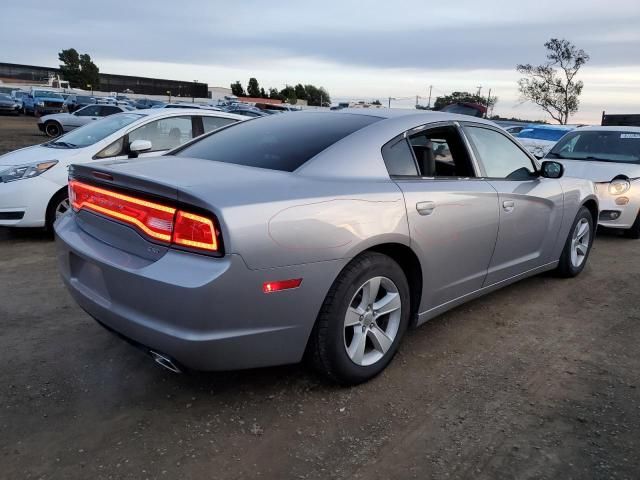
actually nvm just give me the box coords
[0,115,639,479]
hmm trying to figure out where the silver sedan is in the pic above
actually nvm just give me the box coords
[55,110,598,384]
[38,104,132,137]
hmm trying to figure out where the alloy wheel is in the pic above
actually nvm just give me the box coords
[55,197,71,219]
[343,276,401,366]
[570,218,590,268]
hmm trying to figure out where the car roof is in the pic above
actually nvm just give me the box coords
[132,108,246,121]
[523,124,575,131]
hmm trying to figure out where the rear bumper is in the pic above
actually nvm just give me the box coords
[54,212,343,371]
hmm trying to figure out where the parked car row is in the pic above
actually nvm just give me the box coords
[1,108,638,384]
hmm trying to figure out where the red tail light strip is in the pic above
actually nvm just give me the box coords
[69,180,219,253]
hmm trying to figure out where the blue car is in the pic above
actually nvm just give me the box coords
[22,89,66,116]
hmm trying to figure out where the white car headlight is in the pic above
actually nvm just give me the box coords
[36,101,45,106]
[0,160,58,183]
[608,178,631,195]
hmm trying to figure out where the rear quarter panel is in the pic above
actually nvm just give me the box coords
[178,176,410,270]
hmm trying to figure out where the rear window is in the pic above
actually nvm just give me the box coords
[176,112,381,171]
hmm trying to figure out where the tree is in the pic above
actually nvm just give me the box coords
[268,88,282,100]
[230,81,245,97]
[516,38,590,124]
[247,77,261,97]
[58,48,99,89]
[304,85,331,106]
[294,84,307,100]
[260,87,267,98]
[371,99,382,106]
[279,85,297,104]
[79,53,99,89]
[433,91,497,111]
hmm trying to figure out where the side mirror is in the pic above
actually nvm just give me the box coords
[540,160,564,179]
[129,139,152,154]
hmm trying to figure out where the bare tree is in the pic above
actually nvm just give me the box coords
[517,38,590,124]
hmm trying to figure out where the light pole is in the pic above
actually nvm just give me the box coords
[87,84,93,96]
[167,90,172,103]
[193,80,198,103]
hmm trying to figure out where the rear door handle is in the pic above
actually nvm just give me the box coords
[416,201,436,216]
[503,200,515,212]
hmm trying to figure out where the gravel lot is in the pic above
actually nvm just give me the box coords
[1,115,639,479]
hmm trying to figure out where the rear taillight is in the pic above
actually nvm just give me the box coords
[172,211,218,252]
[69,180,220,254]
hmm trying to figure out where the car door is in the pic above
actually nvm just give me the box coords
[385,122,500,312]
[67,105,102,129]
[462,123,564,286]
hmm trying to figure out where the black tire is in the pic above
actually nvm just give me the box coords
[556,206,594,277]
[623,211,640,239]
[45,190,70,232]
[308,252,411,385]
[44,121,62,138]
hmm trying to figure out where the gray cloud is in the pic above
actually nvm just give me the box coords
[2,1,639,71]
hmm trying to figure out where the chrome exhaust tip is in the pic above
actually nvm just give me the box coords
[149,350,182,373]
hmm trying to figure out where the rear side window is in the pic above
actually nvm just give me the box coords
[381,137,418,176]
[176,113,381,171]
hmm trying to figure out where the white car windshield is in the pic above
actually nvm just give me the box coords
[548,130,640,164]
[44,113,143,149]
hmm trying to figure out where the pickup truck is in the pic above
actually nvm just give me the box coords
[22,89,65,116]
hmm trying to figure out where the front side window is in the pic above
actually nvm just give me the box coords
[128,116,193,152]
[76,105,102,117]
[465,126,536,179]
[548,130,640,164]
[201,116,238,133]
[99,106,122,116]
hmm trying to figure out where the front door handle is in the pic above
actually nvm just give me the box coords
[503,200,515,213]
[416,201,436,216]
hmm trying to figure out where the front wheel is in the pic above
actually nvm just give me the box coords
[308,252,410,385]
[556,206,594,277]
[45,190,71,232]
[44,121,62,138]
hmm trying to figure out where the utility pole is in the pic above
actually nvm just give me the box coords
[476,85,482,97]
[427,85,432,108]
[486,88,492,118]
[416,95,418,107]
[388,97,392,108]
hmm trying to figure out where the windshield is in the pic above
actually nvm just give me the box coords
[517,128,569,142]
[34,91,63,99]
[548,130,640,163]
[44,113,143,149]
[0,94,12,101]
[176,112,381,171]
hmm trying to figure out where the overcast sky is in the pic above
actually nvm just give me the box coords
[2,0,640,123]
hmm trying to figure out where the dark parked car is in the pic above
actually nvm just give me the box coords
[223,105,267,117]
[63,95,97,113]
[0,94,20,115]
[134,98,166,109]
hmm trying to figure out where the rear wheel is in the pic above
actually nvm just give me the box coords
[44,121,62,138]
[45,190,70,231]
[308,252,410,385]
[556,206,594,277]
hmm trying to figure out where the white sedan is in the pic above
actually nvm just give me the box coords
[0,109,245,229]
[545,126,640,237]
